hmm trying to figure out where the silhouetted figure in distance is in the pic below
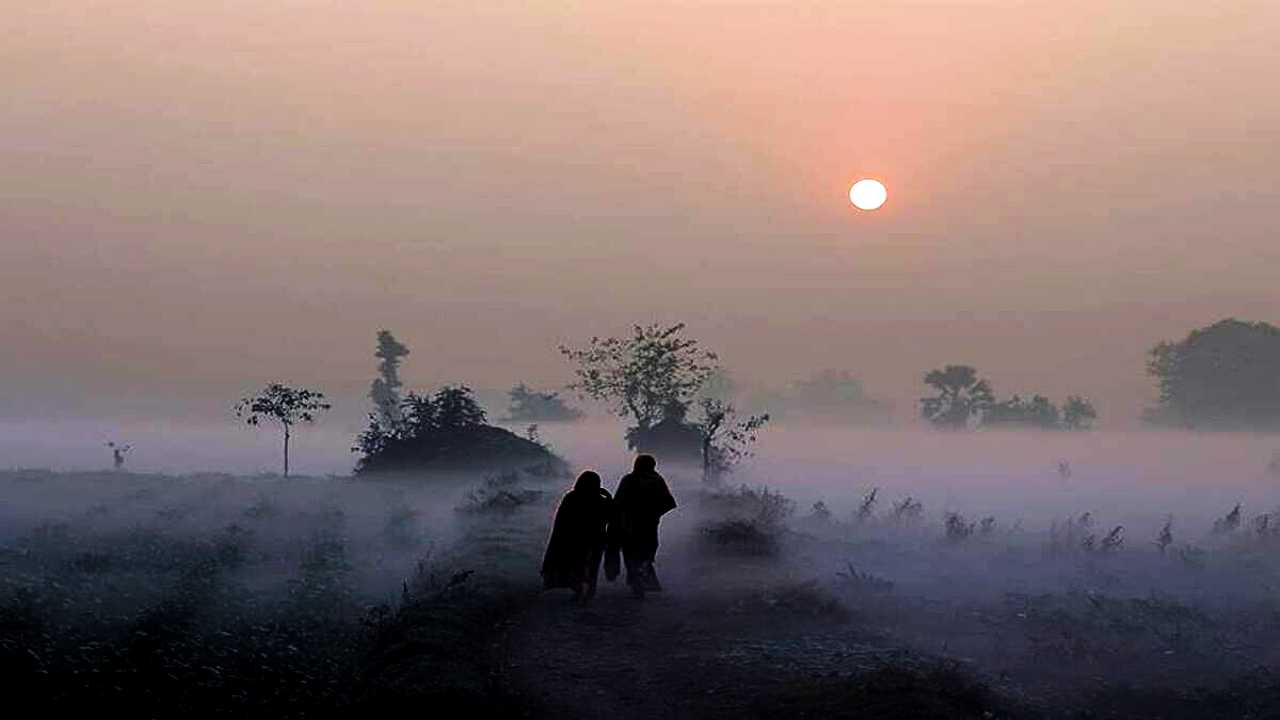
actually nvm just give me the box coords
[608,454,677,599]
[1058,460,1072,480]
[541,471,613,603]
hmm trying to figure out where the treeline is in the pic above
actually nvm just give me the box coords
[918,364,1097,431]
[225,317,1280,477]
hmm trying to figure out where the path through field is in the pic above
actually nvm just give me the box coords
[498,555,908,719]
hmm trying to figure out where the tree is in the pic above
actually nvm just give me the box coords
[235,383,331,477]
[560,322,719,441]
[920,365,994,429]
[695,398,769,484]
[984,394,1061,429]
[505,383,584,422]
[1146,319,1280,429]
[1061,396,1098,430]
[370,330,410,428]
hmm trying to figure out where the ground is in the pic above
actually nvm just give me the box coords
[6,468,1280,719]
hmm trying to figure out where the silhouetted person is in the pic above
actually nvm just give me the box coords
[607,454,677,599]
[1057,460,1072,480]
[541,471,613,602]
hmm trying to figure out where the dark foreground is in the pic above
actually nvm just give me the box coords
[4,469,1280,719]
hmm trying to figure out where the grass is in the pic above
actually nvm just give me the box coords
[761,661,1028,720]
[0,470,526,717]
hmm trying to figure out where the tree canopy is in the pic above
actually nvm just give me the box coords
[560,322,718,435]
[1146,318,1280,429]
[920,366,1097,431]
[983,394,1061,429]
[920,365,994,429]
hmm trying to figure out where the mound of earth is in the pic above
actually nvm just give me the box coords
[354,424,567,476]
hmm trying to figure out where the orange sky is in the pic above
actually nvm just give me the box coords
[3,1,1279,424]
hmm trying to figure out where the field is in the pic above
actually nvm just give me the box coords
[4,428,1280,718]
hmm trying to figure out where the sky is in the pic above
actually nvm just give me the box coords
[4,1,1279,425]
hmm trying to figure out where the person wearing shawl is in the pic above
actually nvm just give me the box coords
[541,470,613,602]
[606,454,677,599]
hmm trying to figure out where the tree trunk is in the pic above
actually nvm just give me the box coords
[283,424,291,478]
[701,437,713,484]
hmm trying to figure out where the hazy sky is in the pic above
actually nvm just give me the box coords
[4,1,1279,424]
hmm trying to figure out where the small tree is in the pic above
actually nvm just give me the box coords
[560,322,719,438]
[105,441,132,471]
[920,365,994,429]
[696,398,770,484]
[370,330,410,428]
[235,383,331,477]
[1061,396,1098,430]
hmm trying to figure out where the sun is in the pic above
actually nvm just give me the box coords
[849,179,887,211]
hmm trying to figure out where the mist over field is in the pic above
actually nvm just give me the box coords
[6,365,1280,720]
[8,417,1277,531]
[7,1,1280,716]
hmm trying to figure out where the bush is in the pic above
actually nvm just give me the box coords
[944,513,975,543]
[699,485,795,556]
[354,386,567,475]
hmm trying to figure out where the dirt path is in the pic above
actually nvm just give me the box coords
[499,562,903,719]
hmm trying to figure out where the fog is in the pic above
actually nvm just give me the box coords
[7,416,1280,715]
[8,418,1276,534]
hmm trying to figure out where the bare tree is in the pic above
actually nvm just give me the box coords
[105,441,132,471]
[235,383,331,477]
[696,398,769,484]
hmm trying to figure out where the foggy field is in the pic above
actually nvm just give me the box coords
[5,425,1280,717]
[10,0,1280,715]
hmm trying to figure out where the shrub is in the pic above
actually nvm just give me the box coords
[1156,516,1174,554]
[890,496,923,524]
[944,512,976,543]
[855,487,879,523]
[699,485,796,556]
